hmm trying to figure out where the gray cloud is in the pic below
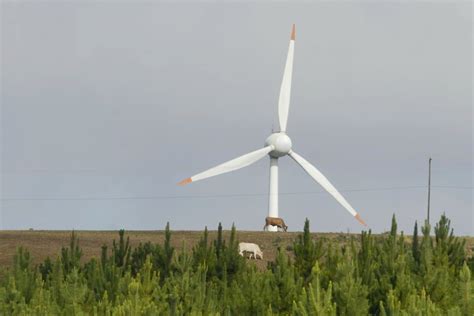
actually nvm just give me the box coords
[1,2,472,234]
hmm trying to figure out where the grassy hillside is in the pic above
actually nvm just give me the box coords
[1,230,473,269]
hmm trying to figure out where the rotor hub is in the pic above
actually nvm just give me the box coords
[265,133,292,158]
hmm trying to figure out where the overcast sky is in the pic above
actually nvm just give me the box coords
[1,1,472,235]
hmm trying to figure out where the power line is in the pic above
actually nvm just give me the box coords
[1,185,471,201]
[431,185,473,189]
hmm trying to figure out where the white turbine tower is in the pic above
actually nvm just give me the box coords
[179,25,367,231]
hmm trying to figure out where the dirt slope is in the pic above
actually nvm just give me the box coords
[1,230,472,270]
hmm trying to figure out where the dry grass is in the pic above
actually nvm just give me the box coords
[0,230,473,270]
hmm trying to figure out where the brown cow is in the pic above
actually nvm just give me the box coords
[263,217,288,232]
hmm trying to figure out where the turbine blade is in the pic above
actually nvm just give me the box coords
[179,146,274,185]
[278,24,295,132]
[289,150,367,226]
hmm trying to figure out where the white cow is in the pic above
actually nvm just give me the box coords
[238,242,263,260]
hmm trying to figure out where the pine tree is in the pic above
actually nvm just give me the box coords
[12,247,36,304]
[61,231,82,274]
[224,223,243,280]
[0,217,470,314]
[420,220,433,277]
[458,262,473,315]
[83,257,106,301]
[373,214,401,313]
[356,229,378,313]
[60,268,88,314]
[161,222,174,279]
[333,255,369,315]
[112,229,131,268]
[39,257,53,282]
[268,248,300,312]
[422,215,462,310]
[130,241,158,276]
[293,219,324,281]
[295,263,337,315]
[192,226,217,279]
[434,214,466,271]
[214,222,227,280]
[412,221,420,267]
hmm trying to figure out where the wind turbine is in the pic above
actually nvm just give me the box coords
[179,25,367,231]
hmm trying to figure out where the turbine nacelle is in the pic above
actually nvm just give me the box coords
[265,133,292,158]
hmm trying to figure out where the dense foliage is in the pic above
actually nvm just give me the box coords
[0,215,472,315]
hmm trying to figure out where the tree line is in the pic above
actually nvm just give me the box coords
[0,214,472,315]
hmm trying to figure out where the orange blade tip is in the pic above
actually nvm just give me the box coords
[291,24,296,41]
[355,213,367,227]
[178,178,192,186]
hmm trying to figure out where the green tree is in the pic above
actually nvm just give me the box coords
[61,231,82,274]
[333,255,369,315]
[161,222,174,278]
[38,257,53,282]
[112,229,131,268]
[11,247,37,304]
[412,221,420,267]
[192,226,217,279]
[293,219,324,281]
[268,248,301,312]
[457,262,473,315]
[293,263,337,315]
[434,214,466,271]
[0,216,470,314]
